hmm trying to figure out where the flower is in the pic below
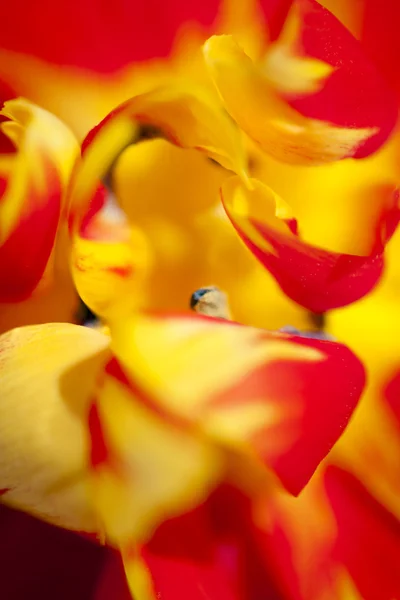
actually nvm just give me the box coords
[1,2,400,598]
[0,93,366,599]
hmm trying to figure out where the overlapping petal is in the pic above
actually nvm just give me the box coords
[0,98,79,302]
[204,0,398,164]
[107,313,365,495]
[221,176,400,312]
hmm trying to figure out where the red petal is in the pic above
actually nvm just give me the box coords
[0,0,221,73]
[141,485,286,600]
[287,0,398,158]
[325,466,400,600]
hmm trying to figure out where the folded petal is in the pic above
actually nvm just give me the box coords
[204,0,398,164]
[69,85,246,229]
[0,322,109,532]
[109,313,365,495]
[221,176,400,312]
[0,98,79,301]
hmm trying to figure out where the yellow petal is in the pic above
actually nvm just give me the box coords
[0,322,109,533]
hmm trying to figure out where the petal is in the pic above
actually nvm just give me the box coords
[221,176,400,312]
[0,98,79,301]
[88,355,222,548]
[361,0,400,103]
[109,313,365,494]
[0,0,221,72]
[0,322,109,532]
[204,0,398,164]
[325,466,400,600]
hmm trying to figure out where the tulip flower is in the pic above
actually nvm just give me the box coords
[0,90,368,599]
[1,1,400,597]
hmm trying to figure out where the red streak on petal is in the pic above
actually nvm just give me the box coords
[0,488,10,495]
[105,265,133,278]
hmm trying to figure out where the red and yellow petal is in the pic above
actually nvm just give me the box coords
[0,322,109,533]
[0,98,79,302]
[108,313,365,495]
[204,0,398,164]
[221,176,400,312]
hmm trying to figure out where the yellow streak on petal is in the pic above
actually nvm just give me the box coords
[263,2,333,96]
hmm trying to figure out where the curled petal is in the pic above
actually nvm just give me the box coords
[109,313,365,495]
[221,176,400,312]
[69,85,246,229]
[0,98,79,301]
[71,187,151,320]
[0,322,109,533]
[204,0,398,164]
